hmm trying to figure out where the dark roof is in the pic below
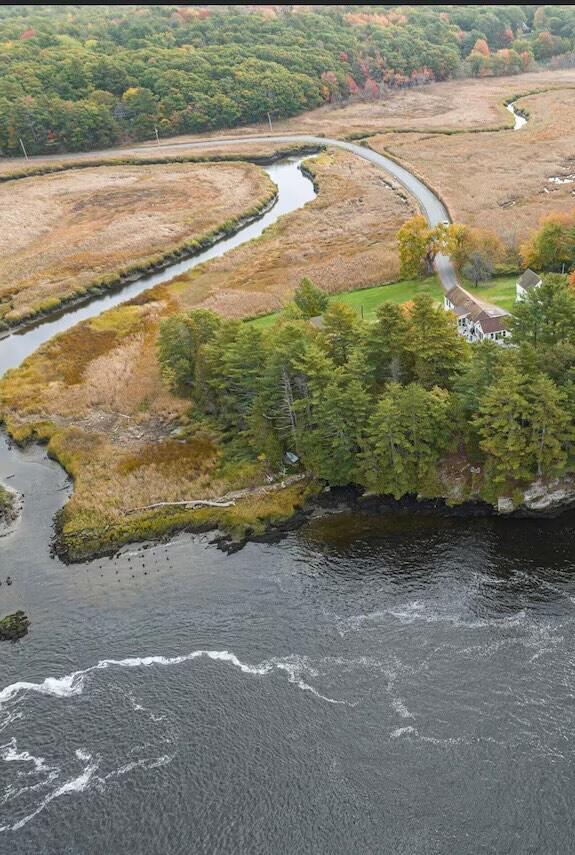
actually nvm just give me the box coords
[446,286,474,309]
[446,286,508,323]
[517,269,542,290]
[475,312,508,334]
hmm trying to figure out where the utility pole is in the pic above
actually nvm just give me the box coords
[154,126,160,146]
[267,112,273,132]
[19,138,29,161]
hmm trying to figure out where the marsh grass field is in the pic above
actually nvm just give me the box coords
[0,69,570,559]
[370,86,575,247]
[0,148,417,558]
[0,160,276,327]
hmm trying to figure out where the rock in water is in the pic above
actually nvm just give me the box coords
[0,610,30,641]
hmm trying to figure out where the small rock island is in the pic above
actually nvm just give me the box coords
[0,610,30,641]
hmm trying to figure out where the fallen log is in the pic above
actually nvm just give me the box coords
[125,499,236,514]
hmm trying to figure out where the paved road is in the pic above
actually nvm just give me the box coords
[5,132,459,292]
[137,133,459,292]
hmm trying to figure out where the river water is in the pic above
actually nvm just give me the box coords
[507,101,528,131]
[2,433,575,852]
[2,142,575,854]
[0,157,316,372]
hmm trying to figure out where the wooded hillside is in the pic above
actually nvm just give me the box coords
[2,4,575,155]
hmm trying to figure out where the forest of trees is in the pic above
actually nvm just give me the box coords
[157,278,575,503]
[2,4,575,155]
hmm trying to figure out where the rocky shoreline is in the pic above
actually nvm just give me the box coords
[47,474,575,563]
[213,478,575,554]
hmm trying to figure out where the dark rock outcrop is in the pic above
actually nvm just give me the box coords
[0,610,30,641]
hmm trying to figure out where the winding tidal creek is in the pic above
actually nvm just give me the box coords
[2,142,575,854]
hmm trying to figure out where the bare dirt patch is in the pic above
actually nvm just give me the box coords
[0,160,274,325]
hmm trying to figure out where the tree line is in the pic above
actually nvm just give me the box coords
[1,4,574,155]
[397,211,575,287]
[157,277,575,502]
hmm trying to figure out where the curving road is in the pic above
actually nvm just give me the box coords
[136,133,459,292]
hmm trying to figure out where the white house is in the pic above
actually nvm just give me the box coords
[516,268,542,301]
[444,285,510,345]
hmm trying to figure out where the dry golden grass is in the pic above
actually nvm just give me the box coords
[369,87,575,245]
[174,148,415,318]
[2,149,413,419]
[0,142,312,178]
[0,149,413,555]
[268,69,575,136]
[0,160,274,325]
[3,71,575,556]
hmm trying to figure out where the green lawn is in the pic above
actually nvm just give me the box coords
[247,277,444,329]
[459,275,518,313]
[247,274,518,330]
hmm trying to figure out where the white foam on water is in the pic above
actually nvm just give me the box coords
[335,609,388,637]
[103,753,174,781]
[391,697,414,719]
[0,646,360,832]
[0,738,61,808]
[0,736,176,832]
[0,710,22,733]
[390,726,469,746]
[0,749,100,833]
[0,648,352,723]
[0,648,352,832]
[271,657,349,705]
[390,726,418,739]
[0,738,53,775]
[333,593,524,635]
[0,672,87,709]
[124,691,166,722]
[388,600,528,630]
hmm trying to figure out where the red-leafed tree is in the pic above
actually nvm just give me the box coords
[473,38,490,57]
[346,74,360,96]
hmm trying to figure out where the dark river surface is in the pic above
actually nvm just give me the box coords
[3,432,575,853]
[2,153,575,854]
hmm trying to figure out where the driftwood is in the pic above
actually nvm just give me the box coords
[125,499,235,515]
[123,473,308,516]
